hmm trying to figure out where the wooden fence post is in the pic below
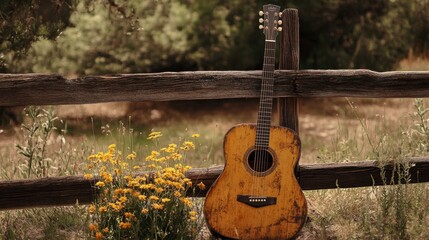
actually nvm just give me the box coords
[278,9,300,174]
[278,9,299,133]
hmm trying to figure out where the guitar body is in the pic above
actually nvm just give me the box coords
[204,124,307,240]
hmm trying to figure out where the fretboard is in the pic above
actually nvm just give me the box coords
[255,40,276,148]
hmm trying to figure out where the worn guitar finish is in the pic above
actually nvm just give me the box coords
[204,4,307,239]
[204,124,307,239]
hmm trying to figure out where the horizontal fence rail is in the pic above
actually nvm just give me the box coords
[2,70,429,106]
[0,158,428,210]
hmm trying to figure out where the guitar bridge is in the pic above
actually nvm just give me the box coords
[237,195,277,208]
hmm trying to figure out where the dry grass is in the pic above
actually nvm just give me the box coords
[1,58,429,239]
[399,56,429,71]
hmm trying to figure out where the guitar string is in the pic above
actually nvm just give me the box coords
[254,42,266,195]
[255,40,275,196]
[256,42,265,194]
[253,42,266,195]
[263,44,274,181]
[257,42,272,194]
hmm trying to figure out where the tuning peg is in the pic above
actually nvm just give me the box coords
[259,11,264,16]
[279,12,283,17]
[259,25,264,29]
[278,20,282,25]
[259,18,264,23]
[277,27,282,32]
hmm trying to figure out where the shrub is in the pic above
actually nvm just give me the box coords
[85,132,204,239]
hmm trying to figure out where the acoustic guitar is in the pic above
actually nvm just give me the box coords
[204,4,307,240]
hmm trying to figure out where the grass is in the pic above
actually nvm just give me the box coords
[298,98,429,240]
[1,85,429,238]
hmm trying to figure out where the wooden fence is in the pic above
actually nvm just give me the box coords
[1,9,429,210]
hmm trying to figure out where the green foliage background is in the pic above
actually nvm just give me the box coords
[1,0,428,74]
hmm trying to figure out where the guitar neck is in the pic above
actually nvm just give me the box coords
[255,40,276,148]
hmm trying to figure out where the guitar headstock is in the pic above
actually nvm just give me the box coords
[258,4,282,41]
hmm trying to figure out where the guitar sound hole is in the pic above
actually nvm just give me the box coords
[247,149,274,173]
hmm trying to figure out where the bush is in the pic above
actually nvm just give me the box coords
[85,132,204,239]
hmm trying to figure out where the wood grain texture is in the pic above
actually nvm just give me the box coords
[0,158,428,210]
[204,124,307,240]
[2,70,429,106]
[278,8,300,134]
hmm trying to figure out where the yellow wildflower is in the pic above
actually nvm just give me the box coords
[124,212,135,219]
[174,191,182,197]
[88,204,96,214]
[102,227,109,233]
[191,133,200,138]
[119,221,132,229]
[102,152,112,162]
[95,181,106,188]
[170,153,182,161]
[135,176,146,182]
[126,151,137,160]
[164,143,177,153]
[147,131,162,140]
[87,154,97,161]
[121,162,129,168]
[119,196,128,203]
[99,206,108,213]
[152,203,164,210]
[132,190,140,197]
[101,172,113,183]
[149,196,159,201]
[161,198,171,203]
[141,208,149,214]
[114,168,121,175]
[84,173,94,180]
[197,182,206,190]
[95,231,104,240]
[173,182,185,191]
[89,223,98,231]
[140,183,153,190]
[109,202,123,212]
[155,177,165,185]
[147,164,157,169]
[127,179,140,187]
[114,188,125,195]
[124,188,133,194]
[155,187,164,193]
[180,141,195,151]
[155,157,166,162]
[180,197,193,207]
[183,165,192,172]
[181,177,192,187]
[108,144,116,150]
[133,165,141,170]
[189,211,197,217]
[124,175,133,181]
[138,195,147,201]
[151,150,160,157]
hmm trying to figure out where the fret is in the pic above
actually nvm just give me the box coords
[259,102,272,106]
[255,36,277,148]
[257,117,272,121]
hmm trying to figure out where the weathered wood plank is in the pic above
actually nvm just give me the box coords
[0,158,428,210]
[1,70,429,106]
[299,158,429,190]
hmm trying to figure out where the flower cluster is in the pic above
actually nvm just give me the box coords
[85,132,204,239]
